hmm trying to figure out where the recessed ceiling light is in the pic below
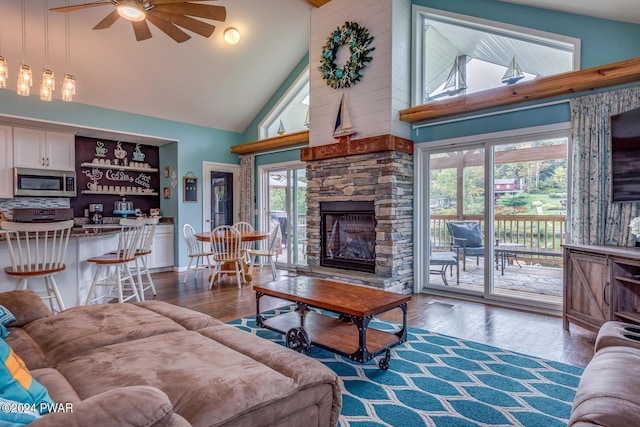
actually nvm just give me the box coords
[224,27,240,45]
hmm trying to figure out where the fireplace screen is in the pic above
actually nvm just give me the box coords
[321,201,376,273]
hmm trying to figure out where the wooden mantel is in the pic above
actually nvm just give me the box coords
[300,134,413,162]
[400,56,640,124]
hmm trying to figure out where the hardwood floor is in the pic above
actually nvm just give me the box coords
[149,268,597,368]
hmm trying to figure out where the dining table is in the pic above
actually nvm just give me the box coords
[194,229,269,282]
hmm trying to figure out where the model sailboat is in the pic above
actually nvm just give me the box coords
[501,56,525,85]
[333,93,357,141]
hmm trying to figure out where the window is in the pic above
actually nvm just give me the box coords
[412,7,580,105]
[259,67,309,139]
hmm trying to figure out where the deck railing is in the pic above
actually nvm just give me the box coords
[431,214,566,266]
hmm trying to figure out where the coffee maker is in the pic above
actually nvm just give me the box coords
[89,203,103,225]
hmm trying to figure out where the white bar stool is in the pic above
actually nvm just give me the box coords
[85,218,145,305]
[1,219,74,314]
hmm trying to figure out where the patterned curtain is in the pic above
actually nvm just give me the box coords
[570,86,640,245]
[238,154,255,225]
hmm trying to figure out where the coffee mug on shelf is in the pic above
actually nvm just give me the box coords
[87,182,98,191]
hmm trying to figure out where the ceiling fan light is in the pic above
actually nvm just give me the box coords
[117,1,146,22]
[223,27,240,45]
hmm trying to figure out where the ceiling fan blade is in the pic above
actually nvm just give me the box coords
[151,0,215,3]
[93,9,120,30]
[132,20,153,41]
[150,10,215,38]
[153,4,226,22]
[50,1,113,13]
[145,14,191,43]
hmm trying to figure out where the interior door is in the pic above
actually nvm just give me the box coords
[202,162,239,233]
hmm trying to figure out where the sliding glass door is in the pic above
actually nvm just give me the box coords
[258,162,307,268]
[422,128,569,310]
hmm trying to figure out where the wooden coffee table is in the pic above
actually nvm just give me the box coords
[254,276,411,369]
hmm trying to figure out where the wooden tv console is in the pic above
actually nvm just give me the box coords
[564,244,640,332]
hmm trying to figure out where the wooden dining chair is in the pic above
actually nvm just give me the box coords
[209,225,245,289]
[247,224,280,281]
[1,219,74,314]
[233,221,254,264]
[182,224,213,284]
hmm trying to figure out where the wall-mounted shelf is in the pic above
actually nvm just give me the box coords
[80,162,158,173]
[81,190,158,196]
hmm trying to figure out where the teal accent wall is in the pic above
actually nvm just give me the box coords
[0,89,242,268]
[256,149,302,166]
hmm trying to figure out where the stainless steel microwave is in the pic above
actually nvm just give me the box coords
[14,168,77,197]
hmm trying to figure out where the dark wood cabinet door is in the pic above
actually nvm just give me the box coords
[564,250,610,332]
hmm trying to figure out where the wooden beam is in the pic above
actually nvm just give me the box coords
[300,134,413,162]
[400,56,640,124]
[230,130,309,155]
[306,0,331,7]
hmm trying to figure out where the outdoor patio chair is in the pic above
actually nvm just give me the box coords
[446,221,485,271]
[429,239,459,286]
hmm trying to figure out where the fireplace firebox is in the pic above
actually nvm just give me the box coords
[320,201,376,273]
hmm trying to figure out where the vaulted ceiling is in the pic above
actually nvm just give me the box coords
[0,0,637,137]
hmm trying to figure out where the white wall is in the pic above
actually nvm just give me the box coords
[309,0,411,147]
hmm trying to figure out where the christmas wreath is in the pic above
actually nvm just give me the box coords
[319,21,374,89]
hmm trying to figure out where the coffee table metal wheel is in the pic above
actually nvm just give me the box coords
[285,327,311,355]
[378,348,391,370]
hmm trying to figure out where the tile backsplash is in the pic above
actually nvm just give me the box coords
[0,198,71,220]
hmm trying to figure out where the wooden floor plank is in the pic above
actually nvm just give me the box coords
[148,269,596,367]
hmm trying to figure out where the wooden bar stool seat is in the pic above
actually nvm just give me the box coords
[1,219,74,314]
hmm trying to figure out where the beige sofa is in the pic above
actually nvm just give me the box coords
[569,321,640,427]
[0,290,341,426]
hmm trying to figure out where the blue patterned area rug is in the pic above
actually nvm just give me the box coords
[228,307,582,427]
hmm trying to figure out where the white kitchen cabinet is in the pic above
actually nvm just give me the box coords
[13,127,75,171]
[150,224,174,270]
[0,125,13,199]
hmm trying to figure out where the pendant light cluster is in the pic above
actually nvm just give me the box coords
[4,0,77,102]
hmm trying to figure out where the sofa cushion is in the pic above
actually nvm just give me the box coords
[31,368,81,406]
[29,386,176,427]
[54,330,302,426]
[23,303,190,366]
[4,329,48,370]
[0,339,53,414]
[198,325,343,427]
[0,290,51,328]
[569,346,640,427]
[134,301,223,331]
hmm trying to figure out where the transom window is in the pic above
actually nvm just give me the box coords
[259,67,309,139]
[412,7,580,105]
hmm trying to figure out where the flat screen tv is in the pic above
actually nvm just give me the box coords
[611,106,640,202]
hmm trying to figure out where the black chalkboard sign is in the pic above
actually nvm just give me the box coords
[184,176,198,202]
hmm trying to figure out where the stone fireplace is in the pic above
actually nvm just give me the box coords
[300,135,414,293]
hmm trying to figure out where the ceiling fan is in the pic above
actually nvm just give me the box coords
[50,0,227,43]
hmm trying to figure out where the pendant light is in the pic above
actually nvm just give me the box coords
[40,0,55,101]
[0,22,7,88]
[0,57,7,88]
[61,0,76,102]
[17,0,32,97]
